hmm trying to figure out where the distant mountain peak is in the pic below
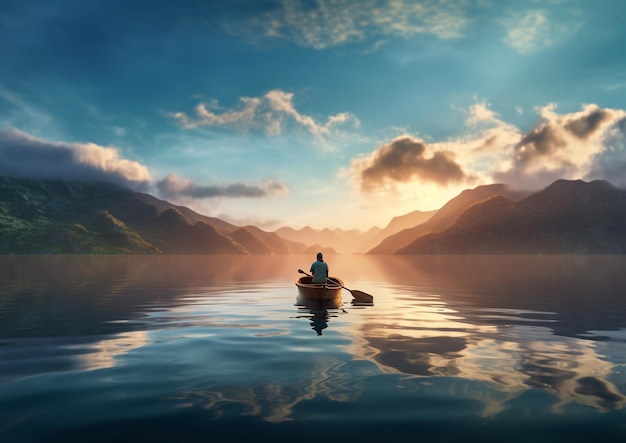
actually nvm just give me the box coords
[542,178,616,193]
[394,178,626,255]
[0,176,307,255]
[367,182,527,254]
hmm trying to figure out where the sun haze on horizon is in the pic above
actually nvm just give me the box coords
[2,0,626,231]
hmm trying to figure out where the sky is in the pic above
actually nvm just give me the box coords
[2,0,626,231]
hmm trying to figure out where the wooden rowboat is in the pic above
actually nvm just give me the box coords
[296,275,343,300]
[297,269,374,303]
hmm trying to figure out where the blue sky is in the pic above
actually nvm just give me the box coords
[2,0,626,230]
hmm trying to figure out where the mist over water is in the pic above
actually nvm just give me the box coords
[1,255,626,442]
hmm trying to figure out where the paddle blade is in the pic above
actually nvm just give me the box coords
[349,289,373,303]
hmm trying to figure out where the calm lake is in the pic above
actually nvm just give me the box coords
[1,255,626,443]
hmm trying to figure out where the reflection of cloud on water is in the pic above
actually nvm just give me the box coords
[351,292,625,417]
[520,339,625,413]
[171,357,359,423]
[366,335,466,376]
[359,331,528,417]
[70,330,150,371]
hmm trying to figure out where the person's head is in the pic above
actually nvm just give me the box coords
[316,252,323,261]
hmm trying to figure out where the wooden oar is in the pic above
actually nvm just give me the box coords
[298,269,374,303]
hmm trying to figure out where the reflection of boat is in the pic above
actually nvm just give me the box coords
[295,294,343,311]
[294,296,342,336]
[309,311,329,335]
[296,275,343,301]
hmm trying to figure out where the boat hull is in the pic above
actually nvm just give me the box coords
[296,276,343,300]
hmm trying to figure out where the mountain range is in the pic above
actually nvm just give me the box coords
[0,176,309,254]
[274,208,436,254]
[396,179,626,254]
[368,184,530,254]
[1,175,625,254]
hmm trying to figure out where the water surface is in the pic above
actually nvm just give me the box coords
[1,255,626,442]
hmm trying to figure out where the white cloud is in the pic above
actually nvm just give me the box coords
[494,103,626,189]
[169,89,359,144]
[232,0,468,50]
[265,90,356,137]
[0,129,292,206]
[349,102,626,198]
[0,128,151,189]
[502,9,580,54]
[466,101,502,126]
[170,97,261,129]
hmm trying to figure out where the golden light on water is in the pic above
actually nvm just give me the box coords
[345,280,626,417]
[74,330,150,371]
[4,255,625,427]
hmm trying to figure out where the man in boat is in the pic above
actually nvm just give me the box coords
[310,252,329,284]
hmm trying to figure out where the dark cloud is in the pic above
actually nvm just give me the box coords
[513,124,567,165]
[156,174,288,200]
[0,128,151,189]
[514,106,619,167]
[565,108,611,139]
[495,104,626,190]
[358,136,466,193]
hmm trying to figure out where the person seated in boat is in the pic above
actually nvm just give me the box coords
[310,252,329,284]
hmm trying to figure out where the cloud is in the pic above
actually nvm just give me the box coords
[350,102,626,197]
[264,90,356,137]
[156,174,289,200]
[494,104,626,189]
[169,97,261,130]
[169,89,358,143]
[229,0,468,49]
[346,101,519,198]
[0,128,151,189]
[352,136,469,194]
[0,128,291,211]
[502,9,580,54]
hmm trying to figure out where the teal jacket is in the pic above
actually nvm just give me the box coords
[310,260,329,283]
